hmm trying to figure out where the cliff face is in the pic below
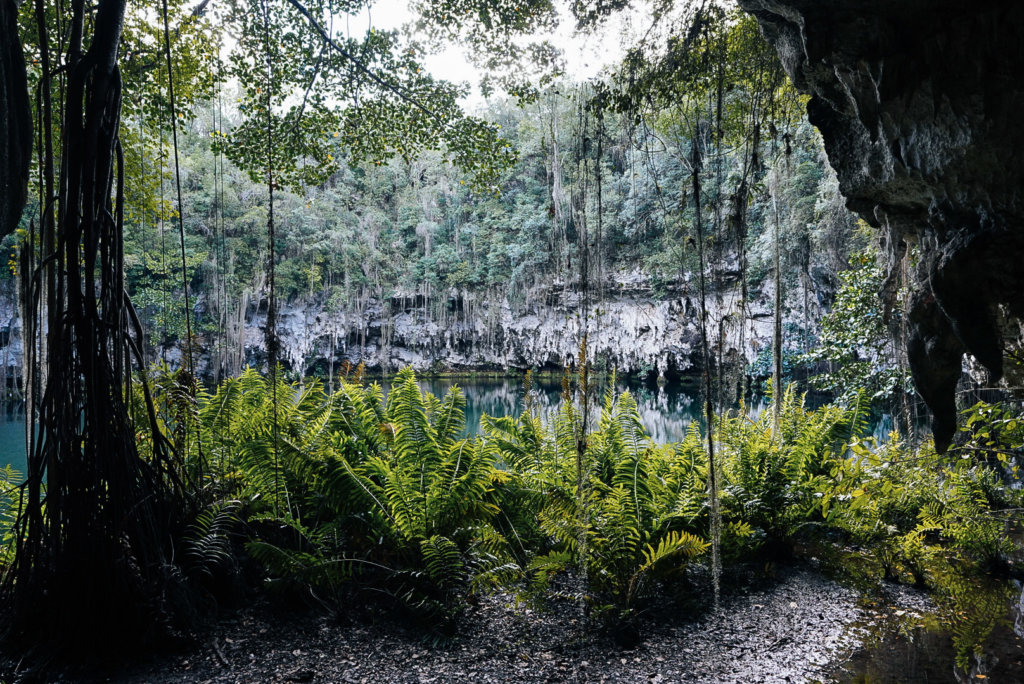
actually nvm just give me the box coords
[0,282,21,400]
[739,0,1024,449]
[227,271,786,380]
[0,267,824,390]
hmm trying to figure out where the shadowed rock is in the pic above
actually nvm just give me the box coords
[740,0,1024,449]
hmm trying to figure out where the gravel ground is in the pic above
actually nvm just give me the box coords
[3,565,932,683]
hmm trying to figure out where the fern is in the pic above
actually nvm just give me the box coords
[639,530,708,571]
[215,368,520,630]
[420,535,464,591]
[498,386,709,617]
[716,382,867,540]
[185,500,240,578]
[0,465,20,571]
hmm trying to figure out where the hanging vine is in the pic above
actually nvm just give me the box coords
[5,0,199,653]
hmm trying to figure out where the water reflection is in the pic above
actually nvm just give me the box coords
[835,578,1024,683]
[401,376,725,443]
[399,376,907,444]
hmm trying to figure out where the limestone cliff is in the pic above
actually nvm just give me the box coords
[739,0,1024,449]
[214,270,789,381]
[0,266,826,391]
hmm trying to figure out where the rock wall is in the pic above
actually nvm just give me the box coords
[225,271,788,380]
[0,267,827,390]
[0,281,21,400]
[739,0,1024,449]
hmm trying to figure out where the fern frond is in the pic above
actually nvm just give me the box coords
[185,500,240,577]
[639,530,708,573]
[433,385,467,451]
[420,535,465,591]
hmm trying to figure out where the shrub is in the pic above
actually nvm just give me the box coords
[487,389,708,624]
[201,368,517,633]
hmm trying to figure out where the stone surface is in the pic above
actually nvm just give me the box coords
[739,0,1024,450]
[222,270,786,382]
[51,566,908,684]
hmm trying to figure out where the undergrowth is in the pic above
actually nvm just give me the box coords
[123,366,1024,654]
[0,464,19,572]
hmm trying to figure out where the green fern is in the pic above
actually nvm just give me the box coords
[717,383,866,540]
[0,465,20,571]
[495,386,709,616]
[185,499,240,578]
[638,530,704,574]
[420,535,464,591]
[217,368,520,630]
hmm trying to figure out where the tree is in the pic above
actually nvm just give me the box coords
[2,0,537,655]
[4,0,194,654]
[0,0,30,240]
[803,248,914,412]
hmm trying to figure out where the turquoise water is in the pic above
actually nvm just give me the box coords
[407,376,717,444]
[0,412,26,479]
[0,378,900,476]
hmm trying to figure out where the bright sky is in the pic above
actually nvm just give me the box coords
[352,0,646,108]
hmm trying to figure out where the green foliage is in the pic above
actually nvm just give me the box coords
[213,0,516,194]
[14,0,1022,664]
[17,0,220,226]
[820,402,1023,585]
[917,464,1013,568]
[745,338,807,387]
[962,400,1024,475]
[124,362,1023,661]
[197,367,516,632]
[823,430,1019,671]
[0,464,20,571]
[185,500,241,580]
[131,363,203,479]
[803,249,911,403]
[717,385,867,542]
[415,0,559,101]
[716,392,1022,668]
[488,390,709,618]
[329,370,518,627]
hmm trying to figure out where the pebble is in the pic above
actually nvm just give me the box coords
[103,566,929,684]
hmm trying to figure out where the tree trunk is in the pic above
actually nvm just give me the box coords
[771,172,783,432]
[6,0,193,655]
[0,0,31,240]
[692,117,721,609]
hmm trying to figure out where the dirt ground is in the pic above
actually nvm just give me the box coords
[2,564,932,683]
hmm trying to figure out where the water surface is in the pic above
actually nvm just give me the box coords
[0,376,902,475]
[407,376,715,443]
[0,411,25,478]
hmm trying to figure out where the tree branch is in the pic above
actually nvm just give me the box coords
[283,0,443,125]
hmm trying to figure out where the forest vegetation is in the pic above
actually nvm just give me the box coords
[0,0,1022,678]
